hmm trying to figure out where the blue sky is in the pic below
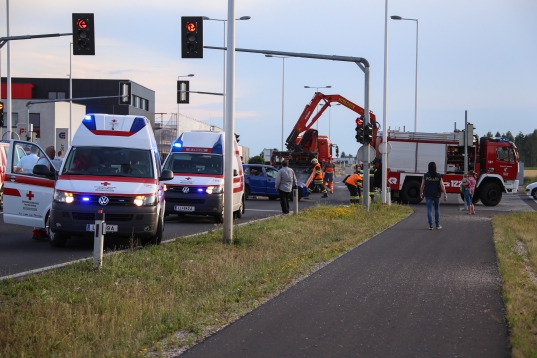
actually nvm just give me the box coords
[1,0,536,157]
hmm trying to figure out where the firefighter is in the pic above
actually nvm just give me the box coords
[323,157,336,193]
[345,169,363,205]
[308,158,328,198]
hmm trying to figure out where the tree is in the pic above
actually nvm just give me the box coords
[248,155,265,164]
[341,151,346,158]
[486,131,493,138]
[505,131,514,142]
[495,131,501,137]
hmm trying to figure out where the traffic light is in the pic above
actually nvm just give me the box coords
[119,82,132,105]
[355,117,364,143]
[0,102,4,127]
[181,16,203,58]
[177,81,190,104]
[364,122,374,143]
[72,13,95,55]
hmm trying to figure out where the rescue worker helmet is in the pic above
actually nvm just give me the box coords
[311,158,318,164]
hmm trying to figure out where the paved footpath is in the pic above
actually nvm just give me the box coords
[180,196,535,357]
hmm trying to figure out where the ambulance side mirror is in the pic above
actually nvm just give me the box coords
[159,169,174,181]
[33,164,56,179]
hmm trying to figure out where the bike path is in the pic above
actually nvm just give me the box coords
[181,202,511,357]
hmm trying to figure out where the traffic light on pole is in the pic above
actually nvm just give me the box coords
[364,122,374,143]
[181,16,203,58]
[355,117,364,143]
[177,81,190,104]
[0,102,4,127]
[72,13,95,55]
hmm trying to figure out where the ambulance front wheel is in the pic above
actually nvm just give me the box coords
[214,210,224,224]
[142,215,163,246]
[46,214,69,248]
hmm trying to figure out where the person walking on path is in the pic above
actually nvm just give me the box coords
[344,168,363,205]
[307,158,328,198]
[275,160,297,214]
[323,157,336,193]
[462,170,477,215]
[420,161,448,230]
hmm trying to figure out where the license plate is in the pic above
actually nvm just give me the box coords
[86,224,118,233]
[174,205,195,212]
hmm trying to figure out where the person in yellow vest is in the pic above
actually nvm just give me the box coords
[323,157,336,193]
[308,158,328,198]
[345,168,363,204]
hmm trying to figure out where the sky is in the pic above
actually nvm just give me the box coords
[0,0,536,158]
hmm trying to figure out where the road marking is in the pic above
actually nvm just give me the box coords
[245,209,281,212]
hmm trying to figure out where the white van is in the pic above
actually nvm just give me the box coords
[3,114,174,247]
[161,131,244,223]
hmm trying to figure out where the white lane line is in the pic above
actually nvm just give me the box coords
[245,209,281,212]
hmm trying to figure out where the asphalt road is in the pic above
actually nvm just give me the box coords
[180,193,536,358]
[0,184,348,278]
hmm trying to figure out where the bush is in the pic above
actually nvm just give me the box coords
[248,155,265,164]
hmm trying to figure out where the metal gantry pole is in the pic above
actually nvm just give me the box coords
[223,20,226,129]
[362,65,371,211]
[6,0,11,136]
[69,42,72,145]
[223,0,236,244]
[414,20,419,132]
[281,57,285,151]
[381,0,389,204]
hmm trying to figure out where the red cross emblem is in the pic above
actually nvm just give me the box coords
[26,191,35,200]
[185,177,192,180]
[101,182,111,186]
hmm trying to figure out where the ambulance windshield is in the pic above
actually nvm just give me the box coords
[62,146,154,178]
[163,153,223,175]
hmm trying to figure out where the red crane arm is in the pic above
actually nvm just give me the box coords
[286,92,376,151]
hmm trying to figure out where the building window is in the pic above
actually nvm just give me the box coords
[1,113,18,128]
[29,113,41,138]
[48,92,66,99]
[135,96,140,108]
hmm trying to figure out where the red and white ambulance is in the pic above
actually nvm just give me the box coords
[3,114,174,247]
[161,131,244,223]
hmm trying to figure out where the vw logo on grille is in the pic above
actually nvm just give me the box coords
[98,196,110,206]
[182,187,190,193]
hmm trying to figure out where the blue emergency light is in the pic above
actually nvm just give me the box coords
[129,117,147,133]
[82,115,97,131]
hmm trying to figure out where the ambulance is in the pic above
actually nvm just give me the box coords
[3,114,174,247]
[161,131,244,223]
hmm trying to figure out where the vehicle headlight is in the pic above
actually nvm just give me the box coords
[206,185,223,194]
[54,191,74,203]
[134,195,156,206]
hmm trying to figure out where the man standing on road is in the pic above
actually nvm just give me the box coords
[307,158,328,198]
[420,161,448,230]
[323,157,336,193]
[275,160,297,214]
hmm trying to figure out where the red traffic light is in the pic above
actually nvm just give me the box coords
[186,22,196,32]
[76,19,87,29]
[0,102,4,111]
[356,118,363,126]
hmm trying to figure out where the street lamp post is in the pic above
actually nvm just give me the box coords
[319,102,340,139]
[391,15,419,132]
[203,16,250,129]
[265,55,289,151]
[304,85,331,130]
[177,74,194,136]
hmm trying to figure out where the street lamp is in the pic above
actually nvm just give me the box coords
[265,54,289,151]
[305,86,331,130]
[391,15,419,132]
[203,16,251,128]
[177,74,194,136]
[320,103,341,139]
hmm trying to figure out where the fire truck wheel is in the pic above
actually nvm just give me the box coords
[472,194,480,205]
[401,180,422,204]
[479,182,502,206]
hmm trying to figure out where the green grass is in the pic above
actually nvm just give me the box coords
[523,176,537,187]
[493,212,537,357]
[0,203,411,357]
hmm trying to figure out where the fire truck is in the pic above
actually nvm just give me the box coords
[271,92,376,182]
[378,130,519,206]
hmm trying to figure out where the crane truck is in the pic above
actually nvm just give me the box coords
[271,92,377,183]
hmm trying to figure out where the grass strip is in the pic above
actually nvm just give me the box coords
[492,212,537,357]
[0,203,411,357]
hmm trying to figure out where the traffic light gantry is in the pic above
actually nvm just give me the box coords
[72,13,95,55]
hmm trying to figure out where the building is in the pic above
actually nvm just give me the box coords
[1,77,155,149]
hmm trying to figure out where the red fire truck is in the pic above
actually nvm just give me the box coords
[377,131,519,206]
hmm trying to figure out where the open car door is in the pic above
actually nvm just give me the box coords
[3,140,55,228]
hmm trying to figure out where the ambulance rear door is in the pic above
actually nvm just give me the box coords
[3,140,55,228]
